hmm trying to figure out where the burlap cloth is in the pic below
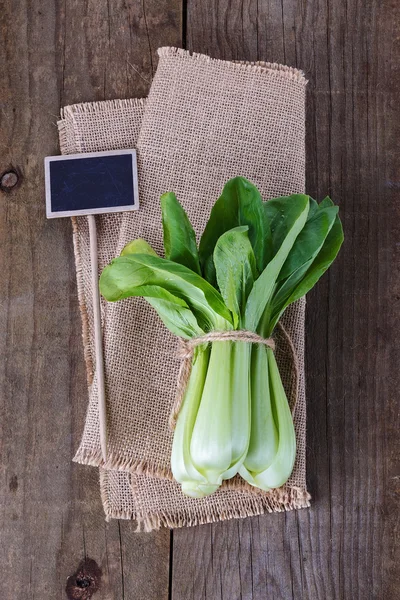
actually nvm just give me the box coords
[58,47,311,530]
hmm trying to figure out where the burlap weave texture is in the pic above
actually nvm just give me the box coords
[59,48,310,529]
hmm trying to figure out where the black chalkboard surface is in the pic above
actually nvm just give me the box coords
[45,149,139,218]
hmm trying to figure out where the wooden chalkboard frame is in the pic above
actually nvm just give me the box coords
[44,149,139,218]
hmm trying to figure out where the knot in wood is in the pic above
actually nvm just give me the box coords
[0,169,19,192]
[65,558,102,600]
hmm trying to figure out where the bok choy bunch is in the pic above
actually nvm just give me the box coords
[100,177,343,498]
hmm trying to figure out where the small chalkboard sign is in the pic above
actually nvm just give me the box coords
[45,149,139,463]
[45,149,139,218]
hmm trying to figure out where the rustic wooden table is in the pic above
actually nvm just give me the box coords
[1,1,399,598]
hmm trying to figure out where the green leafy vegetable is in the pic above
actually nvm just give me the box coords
[120,238,158,257]
[161,192,201,274]
[100,253,233,333]
[199,176,271,278]
[100,176,343,498]
[213,226,257,326]
[244,194,310,331]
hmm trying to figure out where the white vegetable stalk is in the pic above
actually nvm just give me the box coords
[240,347,296,490]
[174,339,251,496]
[171,346,219,498]
[242,344,278,479]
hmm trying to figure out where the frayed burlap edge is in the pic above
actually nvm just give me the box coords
[99,470,137,522]
[131,481,311,532]
[158,47,308,84]
[99,466,310,530]
[57,118,69,155]
[73,447,175,476]
[76,446,310,502]
[60,97,146,120]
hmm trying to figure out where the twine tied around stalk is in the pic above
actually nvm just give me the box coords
[169,329,277,430]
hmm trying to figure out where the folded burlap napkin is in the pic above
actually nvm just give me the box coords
[59,48,310,529]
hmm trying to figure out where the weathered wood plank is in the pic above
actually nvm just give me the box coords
[171,1,400,598]
[0,1,181,598]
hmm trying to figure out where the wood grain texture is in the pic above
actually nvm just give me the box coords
[1,1,399,599]
[0,1,181,599]
[171,1,400,599]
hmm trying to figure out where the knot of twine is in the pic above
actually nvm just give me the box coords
[169,330,277,430]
